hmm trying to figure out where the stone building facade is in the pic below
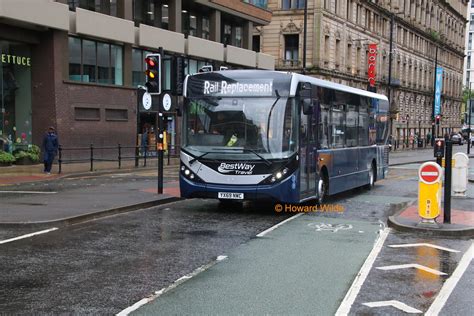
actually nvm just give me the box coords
[256,0,467,146]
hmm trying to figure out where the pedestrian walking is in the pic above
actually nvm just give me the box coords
[426,132,431,145]
[42,126,59,174]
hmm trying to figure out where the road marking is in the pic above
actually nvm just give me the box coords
[0,191,57,194]
[362,300,422,313]
[0,228,58,245]
[376,263,447,276]
[335,228,390,315]
[256,213,303,237]
[425,241,474,316]
[388,243,460,253]
[117,255,228,316]
[307,223,353,233]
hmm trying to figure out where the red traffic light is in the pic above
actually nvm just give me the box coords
[145,57,157,67]
[436,140,442,147]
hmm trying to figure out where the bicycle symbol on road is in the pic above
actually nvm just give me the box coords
[307,222,353,233]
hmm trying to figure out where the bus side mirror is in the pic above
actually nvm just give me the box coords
[302,98,313,115]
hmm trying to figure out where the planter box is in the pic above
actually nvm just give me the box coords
[14,157,39,165]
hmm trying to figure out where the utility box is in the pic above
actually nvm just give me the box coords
[452,152,469,197]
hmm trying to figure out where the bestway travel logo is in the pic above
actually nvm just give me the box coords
[217,163,256,175]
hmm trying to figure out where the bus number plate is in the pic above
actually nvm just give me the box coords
[218,192,244,200]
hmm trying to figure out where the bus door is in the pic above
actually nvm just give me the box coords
[299,101,318,200]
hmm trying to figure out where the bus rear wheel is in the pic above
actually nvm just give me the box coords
[366,163,376,190]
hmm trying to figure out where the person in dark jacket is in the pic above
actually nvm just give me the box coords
[42,127,59,174]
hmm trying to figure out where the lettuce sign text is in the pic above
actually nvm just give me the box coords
[1,54,31,67]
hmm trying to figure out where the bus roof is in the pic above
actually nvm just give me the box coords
[289,72,388,101]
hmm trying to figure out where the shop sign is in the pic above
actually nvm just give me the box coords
[1,54,31,67]
[367,44,377,87]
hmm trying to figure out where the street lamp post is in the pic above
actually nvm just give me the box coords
[302,0,308,74]
[432,45,439,142]
[406,114,410,148]
[418,119,421,147]
[468,83,472,155]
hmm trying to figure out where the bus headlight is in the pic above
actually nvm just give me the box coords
[180,163,203,183]
[264,167,292,184]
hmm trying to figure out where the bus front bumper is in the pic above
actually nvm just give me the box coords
[179,173,300,204]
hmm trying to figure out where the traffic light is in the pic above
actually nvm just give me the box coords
[433,138,444,158]
[435,115,441,125]
[145,53,161,95]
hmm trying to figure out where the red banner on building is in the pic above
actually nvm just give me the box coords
[367,44,377,87]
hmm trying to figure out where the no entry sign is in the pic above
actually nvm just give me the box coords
[419,162,442,184]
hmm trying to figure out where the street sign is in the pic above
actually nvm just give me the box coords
[419,163,441,184]
[418,162,443,220]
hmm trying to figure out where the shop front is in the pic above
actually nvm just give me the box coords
[0,40,32,152]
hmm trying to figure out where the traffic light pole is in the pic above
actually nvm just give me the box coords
[157,47,165,194]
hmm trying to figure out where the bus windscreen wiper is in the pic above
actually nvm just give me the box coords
[241,148,271,166]
[189,150,226,164]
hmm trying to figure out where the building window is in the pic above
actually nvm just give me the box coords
[223,24,232,45]
[132,48,154,87]
[105,109,128,121]
[235,26,243,48]
[253,35,260,52]
[284,34,299,66]
[69,0,117,16]
[68,37,123,85]
[202,16,210,39]
[182,11,198,37]
[282,0,305,10]
[243,0,268,9]
[74,107,100,121]
[133,0,168,28]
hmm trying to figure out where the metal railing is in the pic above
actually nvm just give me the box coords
[57,143,180,174]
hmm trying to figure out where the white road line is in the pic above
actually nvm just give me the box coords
[335,227,390,315]
[376,263,447,276]
[0,228,58,245]
[425,241,474,316]
[362,300,422,314]
[256,213,303,237]
[0,191,57,194]
[116,255,228,316]
[388,243,460,253]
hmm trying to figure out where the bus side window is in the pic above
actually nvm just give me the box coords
[346,104,358,147]
[319,104,329,149]
[330,105,345,148]
[358,104,369,146]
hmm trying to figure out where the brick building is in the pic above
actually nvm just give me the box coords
[0,0,274,155]
[255,0,467,146]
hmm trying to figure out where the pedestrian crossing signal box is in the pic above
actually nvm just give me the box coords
[433,138,444,158]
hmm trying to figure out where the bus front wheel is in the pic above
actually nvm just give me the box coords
[317,172,329,204]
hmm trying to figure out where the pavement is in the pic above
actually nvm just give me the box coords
[0,165,181,227]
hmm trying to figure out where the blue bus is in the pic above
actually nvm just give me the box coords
[179,70,389,204]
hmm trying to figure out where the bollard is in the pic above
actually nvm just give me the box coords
[90,144,94,172]
[118,144,122,169]
[58,145,62,174]
[452,152,469,197]
[418,162,443,225]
